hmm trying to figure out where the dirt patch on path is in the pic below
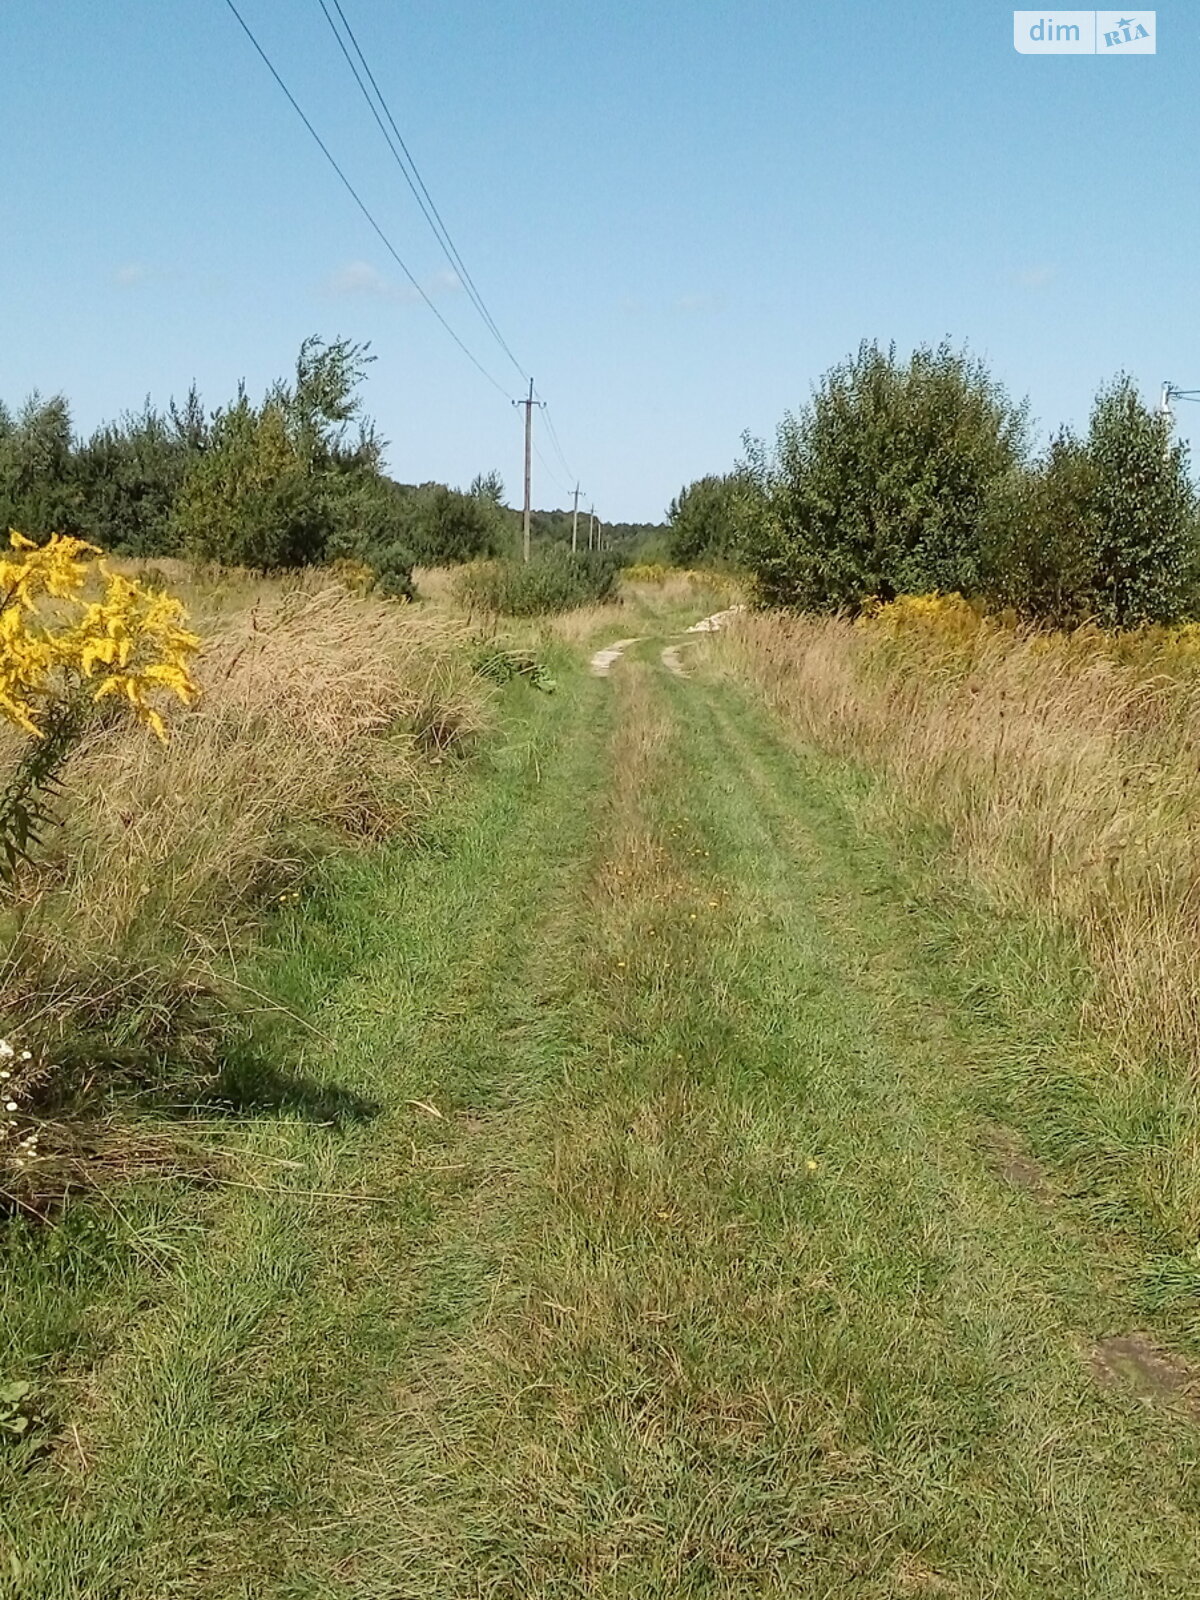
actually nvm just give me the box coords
[589,638,641,676]
[1091,1332,1200,1419]
[593,610,741,680]
[687,605,745,633]
[981,1126,1056,1205]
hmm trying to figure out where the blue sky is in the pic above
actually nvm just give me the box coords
[2,2,1197,521]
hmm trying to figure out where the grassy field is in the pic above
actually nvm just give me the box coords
[0,562,486,1205]
[3,578,1200,1595]
[718,604,1200,1252]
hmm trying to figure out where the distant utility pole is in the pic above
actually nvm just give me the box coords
[1162,381,1200,427]
[1161,382,1200,459]
[588,505,596,551]
[571,482,582,553]
[513,378,545,564]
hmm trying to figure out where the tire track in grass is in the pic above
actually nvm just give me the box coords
[5,671,618,1599]
[649,648,1200,1596]
[15,621,1200,1597]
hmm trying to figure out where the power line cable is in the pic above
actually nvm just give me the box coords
[537,397,575,484]
[319,0,529,384]
[319,0,589,497]
[221,0,513,400]
[532,440,570,498]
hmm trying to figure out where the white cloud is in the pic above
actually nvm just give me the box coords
[675,291,720,313]
[1016,265,1057,290]
[113,262,153,287]
[324,261,462,302]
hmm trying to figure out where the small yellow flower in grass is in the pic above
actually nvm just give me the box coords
[805,1159,818,1172]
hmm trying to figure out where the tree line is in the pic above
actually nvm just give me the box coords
[667,341,1200,628]
[0,337,664,593]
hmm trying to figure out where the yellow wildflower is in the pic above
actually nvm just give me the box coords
[0,535,200,742]
[60,572,200,741]
[0,531,98,612]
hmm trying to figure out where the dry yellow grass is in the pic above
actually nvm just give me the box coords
[718,609,1200,1072]
[0,568,486,1103]
[412,564,460,609]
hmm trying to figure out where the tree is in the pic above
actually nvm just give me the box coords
[1086,376,1198,626]
[667,474,742,566]
[74,401,203,556]
[411,485,502,564]
[981,432,1101,626]
[175,397,331,570]
[743,341,1027,611]
[469,469,505,506]
[277,335,378,471]
[0,393,79,537]
[981,380,1200,627]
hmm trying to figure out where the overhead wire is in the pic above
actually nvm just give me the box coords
[313,1,591,496]
[220,0,513,400]
[537,397,576,485]
[532,441,570,499]
[223,0,587,505]
[318,0,529,386]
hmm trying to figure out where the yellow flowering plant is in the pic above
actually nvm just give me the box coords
[0,532,200,874]
[859,591,988,643]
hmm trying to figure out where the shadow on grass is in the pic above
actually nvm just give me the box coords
[200,1048,382,1125]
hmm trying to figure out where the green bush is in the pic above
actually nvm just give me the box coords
[409,484,503,565]
[325,472,416,597]
[175,399,331,570]
[743,341,1027,612]
[981,378,1200,627]
[0,395,80,540]
[981,433,1101,627]
[667,474,744,567]
[370,540,417,601]
[455,548,621,616]
[72,392,207,557]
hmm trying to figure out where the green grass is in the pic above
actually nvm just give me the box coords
[3,618,1200,1595]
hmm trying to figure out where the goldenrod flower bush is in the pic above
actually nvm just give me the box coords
[717,597,1200,1240]
[0,533,199,875]
[0,533,198,738]
[0,554,484,1197]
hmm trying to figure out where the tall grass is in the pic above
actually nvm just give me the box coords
[718,607,1200,1232]
[0,569,484,1168]
[455,548,622,617]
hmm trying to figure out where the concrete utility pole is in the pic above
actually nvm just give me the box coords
[588,505,596,551]
[1162,381,1200,426]
[571,482,582,553]
[513,379,544,563]
[1161,382,1200,458]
